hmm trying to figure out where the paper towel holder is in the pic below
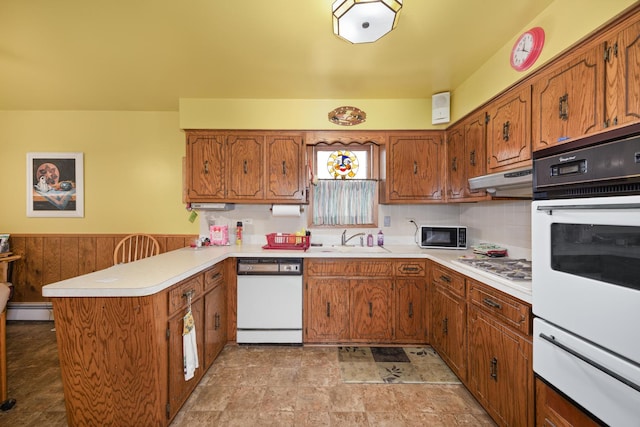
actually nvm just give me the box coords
[270,204,304,213]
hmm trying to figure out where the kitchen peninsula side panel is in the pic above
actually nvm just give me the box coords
[52,296,166,426]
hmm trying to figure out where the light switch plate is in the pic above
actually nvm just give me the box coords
[384,216,391,227]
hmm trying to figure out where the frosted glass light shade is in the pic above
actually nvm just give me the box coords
[332,0,403,44]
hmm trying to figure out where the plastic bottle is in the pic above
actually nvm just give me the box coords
[235,221,243,245]
[377,230,384,246]
[367,232,374,247]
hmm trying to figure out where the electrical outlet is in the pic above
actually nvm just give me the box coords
[384,216,391,227]
[241,218,253,224]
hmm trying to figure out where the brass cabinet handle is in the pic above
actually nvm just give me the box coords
[204,160,209,175]
[440,275,451,283]
[502,121,510,141]
[559,94,569,120]
[214,312,220,330]
[413,161,418,174]
[490,357,498,381]
[442,317,448,335]
[452,157,457,172]
[470,150,476,166]
[408,302,414,318]
[368,302,373,318]
[243,160,248,174]
[483,297,502,310]
[282,160,287,175]
[326,302,331,317]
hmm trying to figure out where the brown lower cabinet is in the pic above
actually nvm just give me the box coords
[535,377,603,427]
[304,258,427,344]
[427,261,534,427]
[429,263,467,381]
[51,261,228,426]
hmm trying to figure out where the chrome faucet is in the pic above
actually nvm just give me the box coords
[341,230,366,246]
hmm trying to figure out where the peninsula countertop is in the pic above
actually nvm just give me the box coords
[42,244,532,303]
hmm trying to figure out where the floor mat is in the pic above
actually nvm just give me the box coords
[338,346,462,384]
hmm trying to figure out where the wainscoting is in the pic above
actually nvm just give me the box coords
[6,234,196,319]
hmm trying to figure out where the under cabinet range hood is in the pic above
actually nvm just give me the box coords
[468,166,533,198]
[189,203,235,211]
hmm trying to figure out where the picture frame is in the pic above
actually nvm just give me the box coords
[27,152,84,217]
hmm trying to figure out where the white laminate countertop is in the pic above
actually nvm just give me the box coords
[42,244,532,303]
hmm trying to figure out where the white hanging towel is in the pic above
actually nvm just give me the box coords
[182,308,199,381]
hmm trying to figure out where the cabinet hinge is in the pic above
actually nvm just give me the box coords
[166,403,171,419]
[484,112,490,124]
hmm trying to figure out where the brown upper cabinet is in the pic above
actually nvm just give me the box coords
[532,9,640,151]
[381,131,446,204]
[185,130,306,204]
[486,85,532,171]
[531,46,603,151]
[446,112,488,202]
[603,17,640,129]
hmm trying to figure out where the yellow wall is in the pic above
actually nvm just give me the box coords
[453,0,638,118]
[2,0,637,234]
[180,0,638,128]
[0,111,197,234]
[179,98,440,130]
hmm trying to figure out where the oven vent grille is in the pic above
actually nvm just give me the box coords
[561,182,640,198]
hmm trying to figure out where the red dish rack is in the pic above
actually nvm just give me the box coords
[262,233,310,250]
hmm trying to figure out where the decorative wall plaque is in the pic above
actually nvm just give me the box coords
[328,106,366,126]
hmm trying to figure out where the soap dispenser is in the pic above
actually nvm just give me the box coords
[377,230,384,246]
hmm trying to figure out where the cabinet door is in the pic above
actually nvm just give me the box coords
[387,134,445,202]
[227,134,265,199]
[604,19,640,128]
[395,278,425,343]
[535,377,601,427]
[304,278,350,342]
[446,125,466,200]
[168,297,204,419]
[430,285,466,381]
[464,112,487,181]
[350,279,393,341]
[486,86,532,171]
[532,46,603,151]
[186,133,226,200]
[204,284,226,368]
[266,134,305,201]
[467,306,533,427]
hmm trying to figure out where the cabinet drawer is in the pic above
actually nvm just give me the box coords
[394,260,426,277]
[204,263,224,291]
[430,263,465,297]
[306,259,393,277]
[168,275,203,316]
[467,278,531,335]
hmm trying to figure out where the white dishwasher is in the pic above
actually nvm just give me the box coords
[236,258,303,344]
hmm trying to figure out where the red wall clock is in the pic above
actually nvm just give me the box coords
[510,27,545,72]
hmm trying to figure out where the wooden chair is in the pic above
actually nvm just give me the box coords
[113,234,160,265]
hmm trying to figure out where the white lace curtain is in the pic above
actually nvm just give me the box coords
[312,179,376,225]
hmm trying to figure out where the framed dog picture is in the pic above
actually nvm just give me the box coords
[27,152,84,217]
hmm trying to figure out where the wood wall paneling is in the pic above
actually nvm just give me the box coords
[7,234,197,303]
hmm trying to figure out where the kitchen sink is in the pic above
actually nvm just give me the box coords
[307,245,390,253]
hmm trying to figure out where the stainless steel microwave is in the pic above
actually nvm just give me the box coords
[419,225,467,249]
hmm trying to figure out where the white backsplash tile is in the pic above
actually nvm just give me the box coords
[197,200,532,258]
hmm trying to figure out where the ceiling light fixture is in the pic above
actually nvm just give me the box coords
[332,0,403,44]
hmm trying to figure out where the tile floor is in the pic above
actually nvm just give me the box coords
[1,321,496,426]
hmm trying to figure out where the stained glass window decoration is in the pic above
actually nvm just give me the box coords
[327,149,359,179]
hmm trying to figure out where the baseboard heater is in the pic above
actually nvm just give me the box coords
[7,302,54,321]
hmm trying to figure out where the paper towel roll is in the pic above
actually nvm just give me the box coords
[271,204,301,217]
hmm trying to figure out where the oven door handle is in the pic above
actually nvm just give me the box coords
[539,333,640,393]
[537,203,640,215]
